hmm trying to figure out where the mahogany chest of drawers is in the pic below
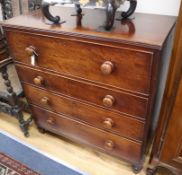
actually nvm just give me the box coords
[1,7,176,173]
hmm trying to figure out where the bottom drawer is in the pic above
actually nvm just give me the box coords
[31,105,142,163]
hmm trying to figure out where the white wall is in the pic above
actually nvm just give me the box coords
[135,0,181,16]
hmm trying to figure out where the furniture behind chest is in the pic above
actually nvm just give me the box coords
[1,7,176,173]
[0,0,41,136]
[147,3,182,175]
[0,30,32,136]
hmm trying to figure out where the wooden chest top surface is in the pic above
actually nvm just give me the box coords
[1,6,176,49]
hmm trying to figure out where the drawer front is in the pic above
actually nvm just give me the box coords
[7,31,153,94]
[23,84,145,141]
[16,64,148,118]
[31,105,142,163]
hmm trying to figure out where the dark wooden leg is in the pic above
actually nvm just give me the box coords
[15,108,32,137]
[147,165,181,175]
[37,126,46,134]
[1,66,32,137]
[146,167,157,175]
[132,163,143,174]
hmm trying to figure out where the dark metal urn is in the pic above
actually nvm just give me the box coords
[41,0,137,30]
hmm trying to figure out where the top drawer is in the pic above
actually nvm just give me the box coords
[6,31,153,95]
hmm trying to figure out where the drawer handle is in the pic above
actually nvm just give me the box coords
[25,46,38,66]
[46,117,55,125]
[33,76,44,86]
[103,118,114,129]
[104,140,115,151]
[41,97,50,105]
[100,61,114,75]
[103,95,115,107]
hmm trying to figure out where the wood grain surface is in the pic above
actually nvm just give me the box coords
[0,112,152,175]
[31,105,142,163]
[16,64,148,119]
[6,30,153,95]
[1,7,176,172]
[148,2,182,174]
[22,83,145,141]
[1,7,176,49]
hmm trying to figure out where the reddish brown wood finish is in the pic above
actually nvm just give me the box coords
[148,3,182,174]
[6,31,153,95]
[22,83,145,141]
[1,7,176,48]
[16,64,148,119]
[1,7,176,172]
[160,76,182,167]
[31,105,142,163]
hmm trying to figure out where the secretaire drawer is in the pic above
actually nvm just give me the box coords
[16,64,148,119]
[7,31,153,95]
[31,105,142,163]
[23,84,145,141]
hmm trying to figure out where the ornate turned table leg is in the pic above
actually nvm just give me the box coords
[1,65,32,137]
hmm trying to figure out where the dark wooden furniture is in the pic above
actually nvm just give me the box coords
[0,0,41,20]
[0,32,32,137]
[147,2,182,175]
[0,34,9,61]
[1,7,176,173]
[0,0,40,136]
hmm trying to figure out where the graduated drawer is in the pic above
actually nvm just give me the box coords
[7,31,153,95]
[16,64,148,119]
[23,84,145,141]
[31,105,142,163]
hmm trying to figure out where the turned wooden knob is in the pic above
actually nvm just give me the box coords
[100,61,114,75]
[103,118,114,129]
[41,97,49,105]
[33,76,44,86]
[46,117,55,124]
[25,46,37,56]
[104,140,115,151]
[103,95,115,107]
